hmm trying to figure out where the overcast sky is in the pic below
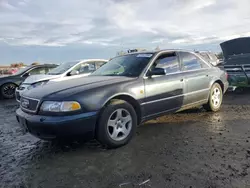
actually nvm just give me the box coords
[0,0,250,64]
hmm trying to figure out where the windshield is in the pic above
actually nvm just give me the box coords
[91,53,154,77]
[47,61,79,75]
[13,66,31,75]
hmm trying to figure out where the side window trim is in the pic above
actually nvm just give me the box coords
[176,51,184,71]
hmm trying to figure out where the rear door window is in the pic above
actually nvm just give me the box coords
[179,52,209,71]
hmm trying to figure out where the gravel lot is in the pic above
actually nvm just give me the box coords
[1,90,250,188]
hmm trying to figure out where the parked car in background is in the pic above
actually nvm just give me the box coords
[195,51,220,66]
[16,50,228,148]
[220,37,250,91]
[0,64,57,99]
[15,59,108,102]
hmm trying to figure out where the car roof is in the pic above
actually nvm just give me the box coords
[116,49,198,57]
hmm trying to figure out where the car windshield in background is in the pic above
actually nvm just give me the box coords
[91,53,154,77]
[47,61,79,75]
[13,66,32,75]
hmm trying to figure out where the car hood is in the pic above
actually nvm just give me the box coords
[22,76,136,100]
[0,74,16,79]
[48,73,91,83]
[220,37,250,60]
[23,74,61,84]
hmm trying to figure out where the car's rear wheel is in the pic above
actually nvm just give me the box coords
[96,99,137,149]
[1,83,17,99]
[203,83,223,112]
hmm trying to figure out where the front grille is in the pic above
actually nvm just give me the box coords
[20,97,40,112]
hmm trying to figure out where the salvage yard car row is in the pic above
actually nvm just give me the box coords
[15,49,228,148]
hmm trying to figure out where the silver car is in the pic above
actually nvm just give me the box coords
[15,59,108,102]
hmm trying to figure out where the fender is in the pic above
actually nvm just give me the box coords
[102,92,137,107]
[0,79,20,87]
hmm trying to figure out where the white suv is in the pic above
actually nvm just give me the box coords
[15,59,108,102]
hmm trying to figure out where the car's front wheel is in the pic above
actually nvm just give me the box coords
[203,83,223,112]
[96,99,137,148]
[1,83,17,99]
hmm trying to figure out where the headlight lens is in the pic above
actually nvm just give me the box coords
[40,101,81,112]
[28,80,49,90]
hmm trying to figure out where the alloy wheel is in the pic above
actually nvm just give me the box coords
[2,83,16,98]
[211,86,221,108]
[107,108,132,141]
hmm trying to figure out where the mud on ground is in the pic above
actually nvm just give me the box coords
[0,90,250,188]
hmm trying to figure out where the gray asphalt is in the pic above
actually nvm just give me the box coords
[1,90,250,188]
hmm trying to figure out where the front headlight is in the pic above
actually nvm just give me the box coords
[28,80,49,90]
[40,101,81,112]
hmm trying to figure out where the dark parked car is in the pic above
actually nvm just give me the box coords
[220,37,250,91]
[0,64,57,99]
[16,50,228,148]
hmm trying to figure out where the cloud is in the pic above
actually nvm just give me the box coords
[0,0,250,50]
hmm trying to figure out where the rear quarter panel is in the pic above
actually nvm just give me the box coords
[209,67,228,92]
[0,76,24,87]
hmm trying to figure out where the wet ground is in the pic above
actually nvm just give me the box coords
[1,90,250,188]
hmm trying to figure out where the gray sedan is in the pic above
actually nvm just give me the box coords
[16,49,229,148]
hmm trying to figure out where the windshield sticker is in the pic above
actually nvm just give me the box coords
[137,54,153,58]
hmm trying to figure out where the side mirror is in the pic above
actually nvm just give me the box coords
[147,68,166,77]
[70,70,79,76]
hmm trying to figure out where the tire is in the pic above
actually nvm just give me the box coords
[203,83,223,112]
[1,83,17,99]
[96,99,137,149]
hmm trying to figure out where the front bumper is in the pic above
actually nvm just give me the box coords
[16,108,98,140]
